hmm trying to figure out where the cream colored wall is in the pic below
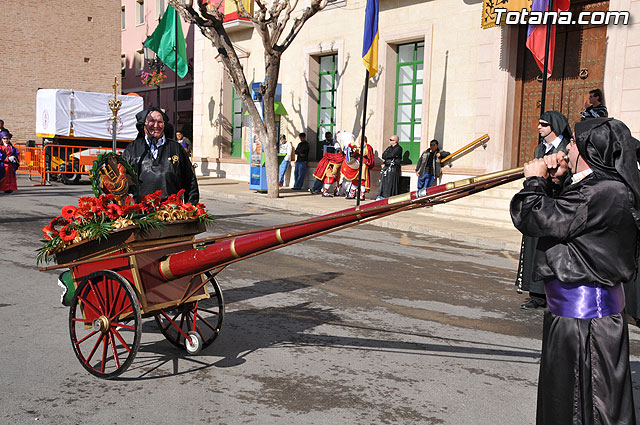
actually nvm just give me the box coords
[194,0,515,178]
[605,0,640,140]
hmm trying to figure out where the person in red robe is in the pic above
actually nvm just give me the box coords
[340,137,375,200]
[312,151,344,197]
[0,131,19,193]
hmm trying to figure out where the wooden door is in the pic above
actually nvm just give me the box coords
[514,0,608,166]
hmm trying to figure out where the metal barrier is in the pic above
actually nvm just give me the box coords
[13,143,123,185]
[14,143,46,185]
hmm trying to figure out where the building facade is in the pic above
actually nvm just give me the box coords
[191,0,640,189]
[2,1,121,142]
[121,0,195,137]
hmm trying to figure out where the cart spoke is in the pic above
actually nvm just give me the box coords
[197,308,221,316]
[111,328,132,354]
[110,299,133,322]
[89,278,107,315]
[108,332,121,370]
[111,321,135,331]
[75,329,100,345]
[107,284,124,318]
[101,333,108,373]
[84,332,103,366]
[77,293,102,317]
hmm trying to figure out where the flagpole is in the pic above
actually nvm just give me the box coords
[174,8,179,138]
[356,70,370,206]
[539,0,554,115]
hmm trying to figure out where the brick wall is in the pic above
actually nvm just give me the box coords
[1,1,120,142]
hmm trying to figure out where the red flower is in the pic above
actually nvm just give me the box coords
[59,225,77,242]
[105,204,123,219]
[61,205,77,220]
[73,206,93,222]
[195,203,207,217]
[143,190,163,206]
[78,197,98,208]
[49,216,69,232]
[41,225,58,241]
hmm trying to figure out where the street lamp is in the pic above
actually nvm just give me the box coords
[143,44,165,107]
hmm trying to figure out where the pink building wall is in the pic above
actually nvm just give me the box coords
[120,0,194,138]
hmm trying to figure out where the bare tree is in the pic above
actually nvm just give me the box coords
[170,0,328,197]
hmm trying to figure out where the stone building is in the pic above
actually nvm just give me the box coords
[1,1,121,142]
[191,0,639,194]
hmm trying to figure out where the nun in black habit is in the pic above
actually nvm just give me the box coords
[510,118,640,425]
[516,110,572,309]
[122,107,199,204]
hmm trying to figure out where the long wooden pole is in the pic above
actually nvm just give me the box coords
[40,166,525,273]
[539,0,554,115]
[356,70,370,206]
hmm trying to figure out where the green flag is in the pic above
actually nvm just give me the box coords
[144,5,188,78]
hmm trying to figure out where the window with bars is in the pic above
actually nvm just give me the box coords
[231,88,243,158]
[317,54,337,157]
[394,41,424,164]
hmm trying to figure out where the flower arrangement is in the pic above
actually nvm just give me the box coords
[37,189,212,264]
[140,71,166,87]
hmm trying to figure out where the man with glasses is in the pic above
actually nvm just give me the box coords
[123,107,199,204]
[516,111,572,310]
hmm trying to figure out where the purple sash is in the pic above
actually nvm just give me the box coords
[544,279,625,319]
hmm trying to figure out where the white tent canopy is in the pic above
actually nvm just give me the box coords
[36,89,144,140]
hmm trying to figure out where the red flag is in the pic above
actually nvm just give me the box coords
[526,0,570,77]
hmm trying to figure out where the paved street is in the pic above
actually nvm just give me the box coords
[2,174,640,424]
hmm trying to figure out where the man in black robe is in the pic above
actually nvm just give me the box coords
[510,118,640,425]
[123,107,199,204]
[517,110,571,309]
[376,134,403,200]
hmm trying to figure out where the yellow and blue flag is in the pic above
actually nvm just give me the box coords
[362,0,379,77]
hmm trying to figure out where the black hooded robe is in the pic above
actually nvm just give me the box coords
[122,107,199,204]
[515,111,571,297]
[378,144,403,198]
[511,118,640,425]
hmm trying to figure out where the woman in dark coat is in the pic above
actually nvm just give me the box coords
[377,134,402,199]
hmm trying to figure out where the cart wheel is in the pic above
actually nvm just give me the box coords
[69,270,141,379]
[154,272,224,353]
[185,331,203,355]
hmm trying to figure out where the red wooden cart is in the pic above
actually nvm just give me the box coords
[47,160,523,380]
[57,220,223,379]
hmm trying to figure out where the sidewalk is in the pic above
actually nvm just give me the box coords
[198,177,522,253]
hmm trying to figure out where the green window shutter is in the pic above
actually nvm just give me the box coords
[317,54,337,159]
[394,41,424,164]
[231,87,243,158]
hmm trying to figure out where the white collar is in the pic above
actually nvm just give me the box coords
[571,168,593,184]
[543,134,563,152]
[145,134,166,147]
